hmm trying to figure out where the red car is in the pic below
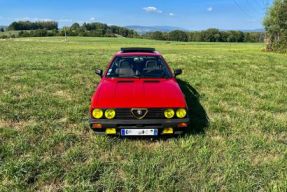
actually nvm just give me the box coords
[90,48,189,136]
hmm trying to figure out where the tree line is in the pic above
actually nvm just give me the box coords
[8,21,58,30]
[3,21,138,38]
[61,22,138,37]
[1,21,264,43]
[143,29,264,43]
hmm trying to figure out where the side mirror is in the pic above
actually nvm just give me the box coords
[174,69,182,77]
[95,69,103,78]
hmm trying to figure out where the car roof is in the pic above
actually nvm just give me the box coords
[115,47,161,57]
[115,51,161,56]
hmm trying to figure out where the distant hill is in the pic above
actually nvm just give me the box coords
[241,28,265,32]
[125,26,265,34]
[125,25,188,34]
[0,25,7,29]
[220,28,265,32]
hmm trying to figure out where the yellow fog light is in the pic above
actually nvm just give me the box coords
[105,128,116,134]
[164,109,175,119]
[176,108,187,118]
[92,109,103,119]
[163,128,174,134]
[105,109,116,119]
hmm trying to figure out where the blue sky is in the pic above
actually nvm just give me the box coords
[0,0,273,30]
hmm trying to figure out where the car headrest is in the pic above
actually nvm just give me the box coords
[145,60,158,69]
[119,60,131,68]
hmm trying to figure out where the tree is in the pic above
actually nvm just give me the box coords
[71,23,80,30]
[168,30,188,42]
[264,0,287,51]
[150,31,165,40]
[201,28,221,42]
[189,31,203,42]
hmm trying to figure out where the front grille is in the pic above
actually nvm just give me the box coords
[116,108,165,119]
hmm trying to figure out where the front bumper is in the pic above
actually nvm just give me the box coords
[89,118,190,136]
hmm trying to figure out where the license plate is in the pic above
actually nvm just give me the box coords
[121,129,158,136]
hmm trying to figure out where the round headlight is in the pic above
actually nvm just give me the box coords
[176,108,187,118]
[164,109,175,119]
[105,109,116,119]
[92,109,103,119]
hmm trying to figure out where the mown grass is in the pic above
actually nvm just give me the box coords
[0,37,286,191]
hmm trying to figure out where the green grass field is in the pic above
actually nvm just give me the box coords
[0,37,286,191]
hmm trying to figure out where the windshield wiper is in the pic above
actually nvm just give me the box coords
[118,75,141,78]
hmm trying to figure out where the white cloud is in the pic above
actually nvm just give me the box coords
[143,6,162,13]
[90,17,96,21]
[207,7,213,12]
[169,13,175,16]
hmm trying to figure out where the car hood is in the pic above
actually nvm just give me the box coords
[91,78,187,108]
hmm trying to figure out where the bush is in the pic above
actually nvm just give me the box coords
[0,35,8,39]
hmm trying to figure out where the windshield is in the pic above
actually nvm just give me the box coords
[106,56,172,78]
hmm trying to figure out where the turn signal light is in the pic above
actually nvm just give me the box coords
[92,123,102,129]
[178,122,188,128]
